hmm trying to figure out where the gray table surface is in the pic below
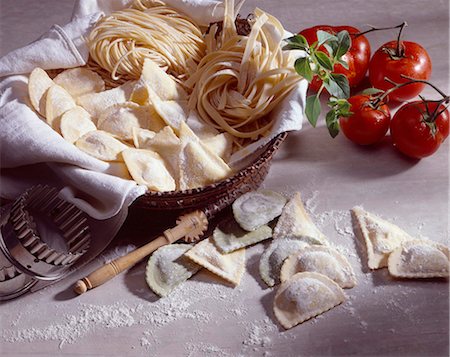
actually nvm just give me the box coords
[0,0,449,356]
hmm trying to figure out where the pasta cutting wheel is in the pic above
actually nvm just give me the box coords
[176,211,208,243]
[0,185,91,300]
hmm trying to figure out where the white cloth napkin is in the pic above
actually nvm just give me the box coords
[0,0,306,234]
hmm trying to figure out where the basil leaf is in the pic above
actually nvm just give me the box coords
[361,87,384,95]
[294,57,313,82]
[325,110,340,138]
[323,43,334,57]
[283,34,309,50]
[314,51,334,71]
[305,94,321,127]
[335,30,352,60]
[317,30,337,46]
[327,73,350,99]
[338,58,349,70]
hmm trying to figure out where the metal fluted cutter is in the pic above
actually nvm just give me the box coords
[0,185,91,300]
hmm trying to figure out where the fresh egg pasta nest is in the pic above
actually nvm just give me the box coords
[87,0,206,82]
[186,5,300,140]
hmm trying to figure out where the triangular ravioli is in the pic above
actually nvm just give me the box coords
[122,148,175,192]
[140,126,181,186]
[274,272,345,329]
[184,238,246,286]
[178,122,232,190]
[131,58,187,104]
[388,239,449,278]
[351,206,413,269]
[280,246,356,288]
[77,80,135,123]
[273,192,328,245]
[203,133,233,161]
[145,244,201,297]
[97,102,149,141]
[212,218,272,253]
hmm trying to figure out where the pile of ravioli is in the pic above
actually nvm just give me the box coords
[146,190,358,330]
[352,206,450,279]
[27,59,234,192]
[145,190,449,330]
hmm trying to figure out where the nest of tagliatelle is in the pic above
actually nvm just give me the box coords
[35,0,303,215]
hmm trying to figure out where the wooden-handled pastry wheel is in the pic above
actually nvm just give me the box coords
[73,210,208,294]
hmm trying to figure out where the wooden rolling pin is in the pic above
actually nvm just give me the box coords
[73,210,208,295]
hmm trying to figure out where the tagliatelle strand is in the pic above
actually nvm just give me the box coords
[186,2,301,140]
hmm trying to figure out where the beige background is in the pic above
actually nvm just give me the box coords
[0,0,449,356]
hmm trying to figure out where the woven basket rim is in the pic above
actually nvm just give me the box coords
[133,132,287,206]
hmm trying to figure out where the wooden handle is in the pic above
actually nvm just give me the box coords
[73,210,208,295]
[74,235,167,294]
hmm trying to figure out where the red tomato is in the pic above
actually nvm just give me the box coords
[299,25,371,91]
[369,41,432,102]
[390,101,449,158]
[339,95,391,145]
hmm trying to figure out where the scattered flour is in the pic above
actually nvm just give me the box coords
[3,302,141,348]
[242,317,276,348]
[1,187,443,355]
[185,342,231,357]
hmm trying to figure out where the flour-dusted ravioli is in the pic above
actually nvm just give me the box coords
[184,238,245,286]
[77,81,135,123]
[141,126,181,186]
[122,148,175,192]
[233,190,287,231]
[132,127,156,149]
[54,68,105,98]
[76,130,128,161]
[273,192,328,245]
[259,237,309,287]
[388,239,449,278]
[28,67,54,115]
[274,272,345,329]
[179,122,232,190]
[60,106,96,144]
[280,246,356,288]
[145,244,202,297]
[97,102,150,141]
[203,133,233,162]
[212,218,272,253]
[46,84,77,132]
[351,206,413,269]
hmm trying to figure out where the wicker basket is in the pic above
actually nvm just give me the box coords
[49,62,288,219]
[132,132,288,218]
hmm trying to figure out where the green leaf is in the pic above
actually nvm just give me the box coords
[323,43,334,57]
[337,58,349,70]
[335,30,352,60]
[326,73,350,99]
[305,94,321,127]
[283,34,309,51]
[314,51,334,71]
[325,110,340,138]
[317,30,337,46]
[294,57,313,82]
[361,87,384,95]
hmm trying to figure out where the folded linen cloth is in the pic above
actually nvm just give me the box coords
[0,0,306,245]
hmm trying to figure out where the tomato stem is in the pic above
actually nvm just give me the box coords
[400,75,448,98]
[377,75,449,124]
[373,76,448,108]
[355,21,407,39]
[395,22,407,57]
